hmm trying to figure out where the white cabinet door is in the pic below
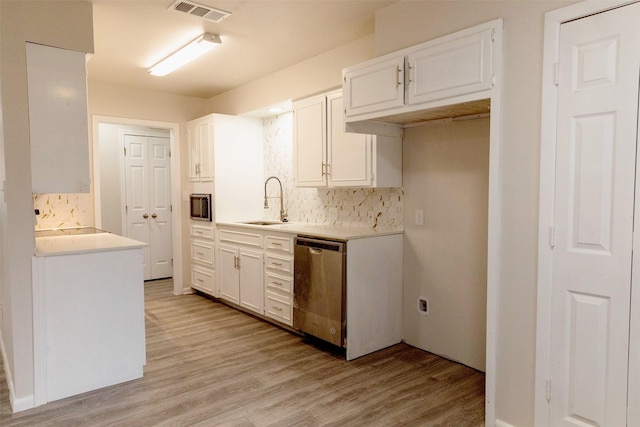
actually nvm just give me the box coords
[27,43,90,193]
[239,248,264,315]
[187,122,200,182]
[198,119,214,182]
[407,28,493,105]
[187,117,214,182]
[327,92,372,187]
[218,244,239,304]
[343,55,405,118]
[293,94,326,187]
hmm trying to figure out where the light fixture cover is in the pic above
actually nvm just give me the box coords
[149,33,221,76]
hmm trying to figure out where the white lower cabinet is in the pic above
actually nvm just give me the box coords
[217,226,294,324]
[190,223,216,296]
[218,227,265,314]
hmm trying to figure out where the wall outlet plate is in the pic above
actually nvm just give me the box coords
[328,207,338,220]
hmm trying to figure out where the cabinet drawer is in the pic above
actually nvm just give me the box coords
[265,254,292,275]
[191,266,215,294]
[191,241,214,267]
[265,272,293,294]
[190,224,214,240]
[265,292,292,325]
[218,228,263,248]
[265,234,293,254]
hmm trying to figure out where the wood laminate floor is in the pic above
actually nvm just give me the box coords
[0,280,484,426]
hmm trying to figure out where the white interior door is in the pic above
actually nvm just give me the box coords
[148,136,172,279]
[124,134,151,279]
[550,4,640,426]
[124,134,172,281]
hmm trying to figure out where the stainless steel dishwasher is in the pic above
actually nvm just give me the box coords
[293,236,346,347]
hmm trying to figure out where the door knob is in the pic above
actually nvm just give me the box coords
[143,213,149,219]
[151,213,157,219]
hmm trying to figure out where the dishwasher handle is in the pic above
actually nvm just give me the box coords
[295,236,345,253]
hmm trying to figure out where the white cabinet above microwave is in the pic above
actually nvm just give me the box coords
[342,19,502,137]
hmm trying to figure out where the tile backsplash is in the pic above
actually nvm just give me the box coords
[263,113,403,229]
[33,113,403,231]
[33,193,94,230]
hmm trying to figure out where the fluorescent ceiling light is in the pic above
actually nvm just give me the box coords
[149,33,221,76]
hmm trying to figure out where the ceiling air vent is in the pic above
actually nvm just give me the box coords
[169,1,231,23]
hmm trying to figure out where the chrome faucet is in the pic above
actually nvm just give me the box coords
[264,176,287,222]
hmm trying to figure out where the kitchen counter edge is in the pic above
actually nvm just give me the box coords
[35,233,148,257]
[216,221,404,240]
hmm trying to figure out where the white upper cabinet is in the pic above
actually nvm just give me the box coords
[343,19,501,130]
[406,28,493,105]
[293,90,401,188]
[343,56,405,118]
[293,94,326,187]
[27,43,90,194]
[187,117,214,182]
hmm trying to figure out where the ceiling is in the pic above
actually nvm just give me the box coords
[88,0,396,100]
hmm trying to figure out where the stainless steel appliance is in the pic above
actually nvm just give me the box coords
[189,193,212,221]
[294,236,346,347]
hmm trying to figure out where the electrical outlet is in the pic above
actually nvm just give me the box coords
[367,211,376,223]
[415,209,424,226]
[328,207,338,220]
[417,296,429,315]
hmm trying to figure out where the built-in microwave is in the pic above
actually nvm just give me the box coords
[190,193,212,221]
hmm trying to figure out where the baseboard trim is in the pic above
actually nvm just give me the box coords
[495,419,516,427]
[0,328,35,413]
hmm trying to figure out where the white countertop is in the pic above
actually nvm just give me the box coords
[35,232,147,257]
[216,221,403,240]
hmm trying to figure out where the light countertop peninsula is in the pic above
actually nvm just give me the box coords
[35,231,147,257]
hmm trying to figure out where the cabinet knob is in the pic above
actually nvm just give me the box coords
[152,213,157,219]
[143,213,149,219]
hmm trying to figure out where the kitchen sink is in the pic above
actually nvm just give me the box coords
[241,220,284,226]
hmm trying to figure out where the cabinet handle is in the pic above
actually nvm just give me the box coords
[271,262,282,267]
[271,242,282,246]
[407,64,413,84]
[273,306,283,312]
[197,278,204,283]
[322,163,327,176]
[143,213,149,219]
[196,252,204,256]
[152,213,157,219]
[272,281,283,287]
[396,65,402,87]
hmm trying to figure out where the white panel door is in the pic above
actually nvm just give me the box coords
[326,91,372,187]
[550,4,640,426]
[125,134,172,281]
[125,134,151,279]
[148,137,172,279]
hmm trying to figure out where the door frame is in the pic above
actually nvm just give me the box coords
[535,1,639,425]
[92,115,183,295]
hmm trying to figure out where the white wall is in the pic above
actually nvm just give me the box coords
[0,0,94,410]
[375,1,575,425]
[403,118,489,372]
[208,35,376,115]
